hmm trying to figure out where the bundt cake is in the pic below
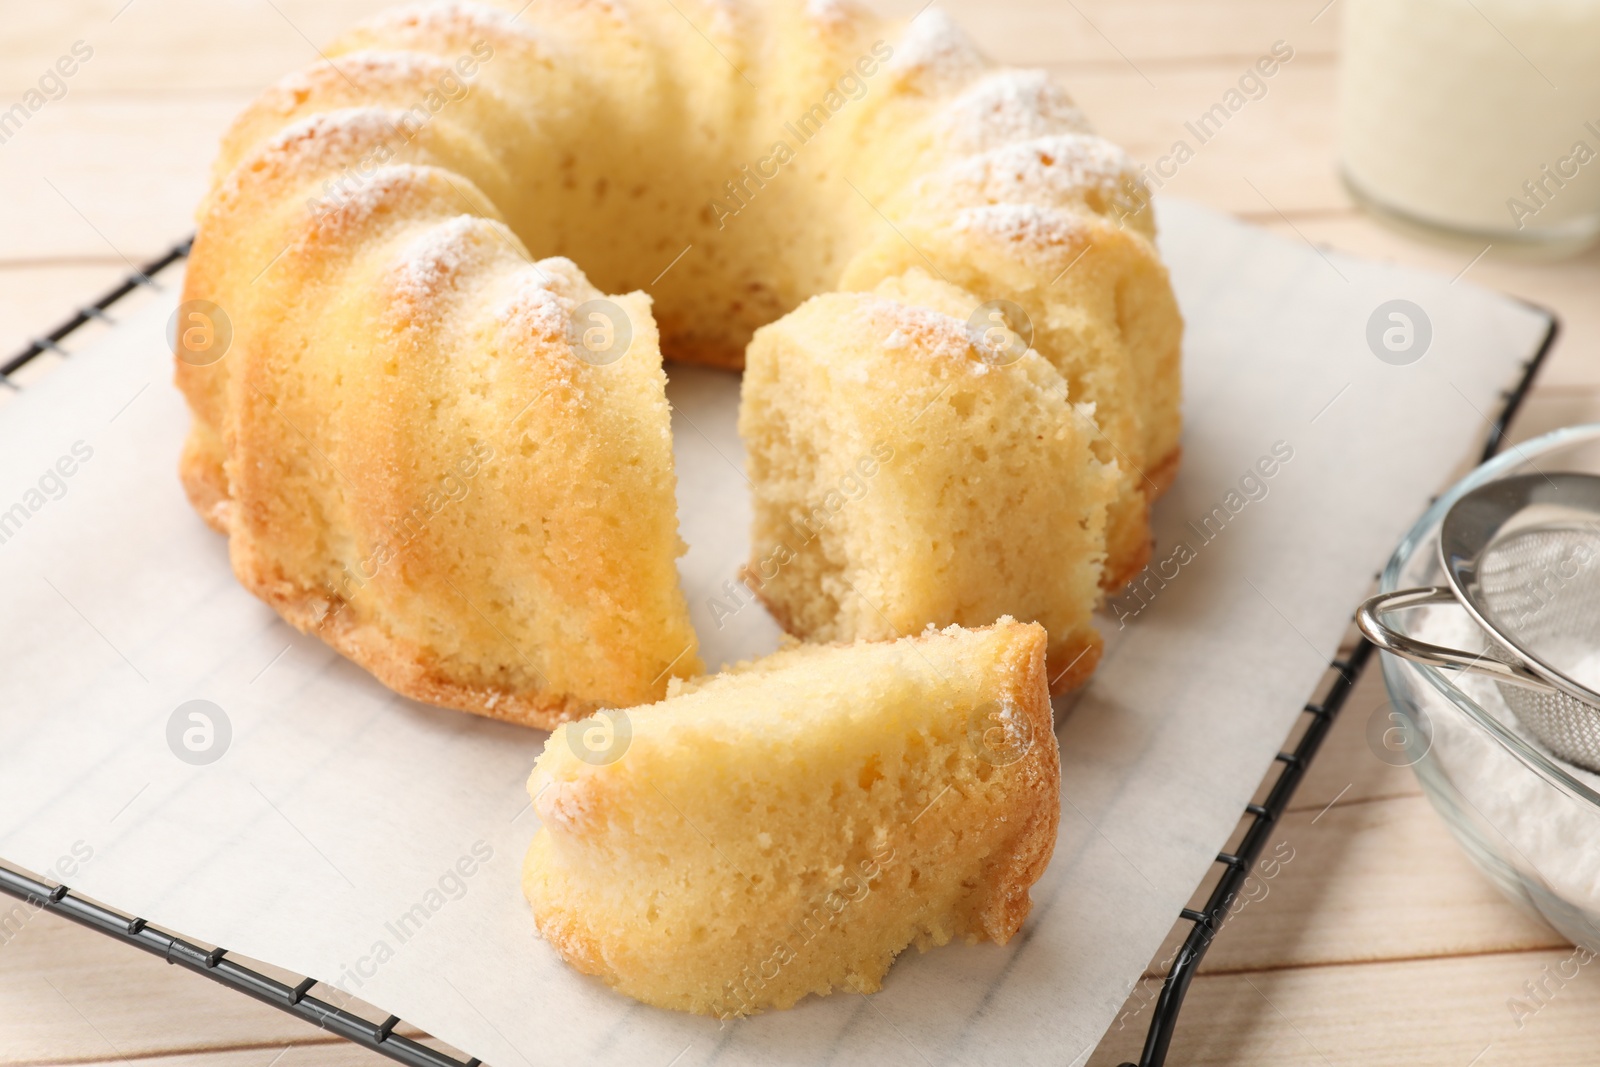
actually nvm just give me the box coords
[522,619,1059,1016]
[175,0,1182,722]
[739,271,1117,692]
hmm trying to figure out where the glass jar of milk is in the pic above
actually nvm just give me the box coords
[1341,0,1600,248]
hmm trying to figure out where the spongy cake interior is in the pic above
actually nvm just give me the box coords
[737,271,1116,690]
[523,620,1058,1016]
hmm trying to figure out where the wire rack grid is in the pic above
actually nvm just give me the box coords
[0,240,1559,1067]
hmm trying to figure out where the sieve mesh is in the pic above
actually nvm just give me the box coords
[1476,525,1600,770]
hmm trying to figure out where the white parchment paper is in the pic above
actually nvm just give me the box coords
[0,199,1552,1066]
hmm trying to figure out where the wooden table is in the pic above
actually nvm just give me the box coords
[3,2,1598,1064]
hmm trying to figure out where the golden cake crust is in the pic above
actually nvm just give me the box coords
[179,122,701,724]
[179,0,1181,718]
[963,621,1062,939]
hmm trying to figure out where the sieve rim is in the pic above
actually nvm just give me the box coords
[1357,586,1561,695]
[1379,422,1600,811]
[1438,470,1600,713]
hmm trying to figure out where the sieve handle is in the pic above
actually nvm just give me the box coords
[1356,587,1560,693]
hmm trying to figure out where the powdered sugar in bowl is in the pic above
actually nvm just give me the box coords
[1376,424,1600,950]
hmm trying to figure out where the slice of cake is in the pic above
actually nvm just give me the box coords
[841,201,1185,592]
[737,273,1117,692]
[522,620,1060,1017]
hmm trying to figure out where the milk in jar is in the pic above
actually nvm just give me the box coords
[1341,0,1600,246]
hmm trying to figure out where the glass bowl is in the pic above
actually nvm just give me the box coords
[1379,423,1600,950]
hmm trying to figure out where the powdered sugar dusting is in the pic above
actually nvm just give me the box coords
[859,296,981,368]
[389,215,500,312]
[494,257,610,368]
[305,168,453,246]
[955,202,1089,255]
[492,270,594,404]
[337,0,555,65]
[213,105,495,244]
[535,777,604,836]
[921,134,1139,215]
[529,256,592,304]
[358,0,522,38]
[499,273,575,346]
[233,108,415,194]
[698,0,745,40]
[938,70,1092,153]
[271,50,453,107]
[804,0,860,31]
[888,8,985,93]
[207,109,438,234]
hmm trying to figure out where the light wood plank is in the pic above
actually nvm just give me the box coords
[0,98,247,263]
[0,262,127,363]
[0,909,407,1065]
[1019,668,1427,1046]
[0,0,1337,98]
[0,58,1357,267]
[1287,646,1427,816]
[1200,795,1563,976]
[1092,946,1600,1067]
[0,59,1357,266]
[1059,57,1348,218]
[1,1,392,96]
[886,0,1337,68]
[1104,788,1562,1001]
[12,1047,393,1067]
[1508,389,1600,443]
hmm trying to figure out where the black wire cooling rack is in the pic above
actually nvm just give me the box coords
[1116,302,1556,1067]
[0,241,1559,1067]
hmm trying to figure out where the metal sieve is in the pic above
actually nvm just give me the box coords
[1359,472,1600,772]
